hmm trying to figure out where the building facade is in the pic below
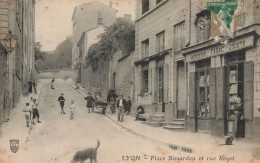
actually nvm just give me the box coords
[0,0,35,123]
[134,0,260,141]
[71,1,117,80]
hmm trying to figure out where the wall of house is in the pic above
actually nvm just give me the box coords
[135,0,187,118]
[72,2,117,67]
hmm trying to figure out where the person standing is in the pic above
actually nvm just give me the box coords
[32,78,37,94]
[58,93,66,114]
[234,98,245,138]
[28,81,33,93]
[51,78,55,89]
[23,102,32,127]
[125,97,131,115]
[107,91,117,114]
[31,99,41,125]
[85,92,95,113]
[117,96,127,122]
[70,100,76,120]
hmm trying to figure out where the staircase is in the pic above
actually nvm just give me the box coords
[162,118,185,131]
[142,112,167,127]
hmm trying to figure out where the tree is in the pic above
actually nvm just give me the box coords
[86,18,135,71]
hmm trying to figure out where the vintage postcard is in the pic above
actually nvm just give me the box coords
[0,0,260,162]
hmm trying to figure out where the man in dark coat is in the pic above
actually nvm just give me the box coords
[107,92,117,114]
[51,78,55,89]
[58,93,66,114]
[85,92,95,113]
[135,105,144,121]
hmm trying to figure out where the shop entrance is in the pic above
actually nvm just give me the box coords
[226,53,245,138]
[177,60,186,118]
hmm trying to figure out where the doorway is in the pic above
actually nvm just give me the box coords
[158,65,165,112]
[177,61,186,118]
[226,53,245,138]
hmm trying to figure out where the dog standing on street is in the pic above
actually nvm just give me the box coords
[71,140,100,163]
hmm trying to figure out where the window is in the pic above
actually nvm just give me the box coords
[195,10,211,43]
[156,0,163,4]
[142,0,149,14]
[143,70,149,93]
[174,21,185,50]
[156,31,165,53]
[97,12,103,25]
[141,39,149,57]
[196,59,210,118]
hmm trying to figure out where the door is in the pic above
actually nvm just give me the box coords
[158,66,164,112]
[226,53,245,138]
[177,61,186,118]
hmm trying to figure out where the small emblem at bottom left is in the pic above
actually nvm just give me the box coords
[10,139,19,153]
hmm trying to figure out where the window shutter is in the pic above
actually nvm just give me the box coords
[216,67,225,119]
[189,72,196,118]
[244,61,254,120]
[164,64,169,103]
[209,68,216,118]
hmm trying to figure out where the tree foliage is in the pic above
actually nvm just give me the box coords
[35,37,73,71]
[86,18,135,71]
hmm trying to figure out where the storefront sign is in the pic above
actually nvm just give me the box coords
[187,36,254,62]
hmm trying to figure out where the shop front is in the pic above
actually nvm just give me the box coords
[184,34,256,138]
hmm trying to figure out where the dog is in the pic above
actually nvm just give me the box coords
[71,140,100,163]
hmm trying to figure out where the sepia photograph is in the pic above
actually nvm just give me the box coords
[0,0,260,162]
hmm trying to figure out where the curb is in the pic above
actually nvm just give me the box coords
[66,81,194,154]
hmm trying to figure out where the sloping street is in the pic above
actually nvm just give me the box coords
[1,79,195,163]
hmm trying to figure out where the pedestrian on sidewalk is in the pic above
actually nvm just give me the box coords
[58,93,66,114]
[107,90,117,114]
[70,100,76,120]
[85,92,95,113]
[32,78,37,94]
[51,78,55,89]
[32,99,41,125]
[125,97,131,115]
[23,102,32,127]
[117,95,127,122]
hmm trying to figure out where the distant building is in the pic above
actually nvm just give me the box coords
[0,0,35,123]
[71,1,117,79]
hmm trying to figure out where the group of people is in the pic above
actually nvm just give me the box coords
[23,97,41,128]
[58,93,76,120]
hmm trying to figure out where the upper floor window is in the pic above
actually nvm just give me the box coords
[142,0,149,14]
[195,10,211,43]
[141,39,149,57]
[156,31,165,53]
[174,21,185,51]
[98,12,103,25]
[156,0,163,4]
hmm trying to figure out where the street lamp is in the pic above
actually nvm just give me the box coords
[3,30,18,52]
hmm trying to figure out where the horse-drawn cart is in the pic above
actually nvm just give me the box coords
[94,96,108,114]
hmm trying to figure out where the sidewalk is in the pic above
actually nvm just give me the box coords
[67,80,259,158]
[0,80,44,151]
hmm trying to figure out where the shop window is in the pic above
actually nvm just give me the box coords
[141,39,149,57]
[142,0,149,14]
[174,21,185,51]
[195,10,211,43]
[156,31,165,53]
[158,66,164,103]
[196,59,210,118]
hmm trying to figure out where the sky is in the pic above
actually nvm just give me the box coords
[35,0,136,51]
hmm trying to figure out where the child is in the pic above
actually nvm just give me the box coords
[23,103,31,127]
[32,99,41,125]
[70,100,76,120]
[58,93,66,114]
